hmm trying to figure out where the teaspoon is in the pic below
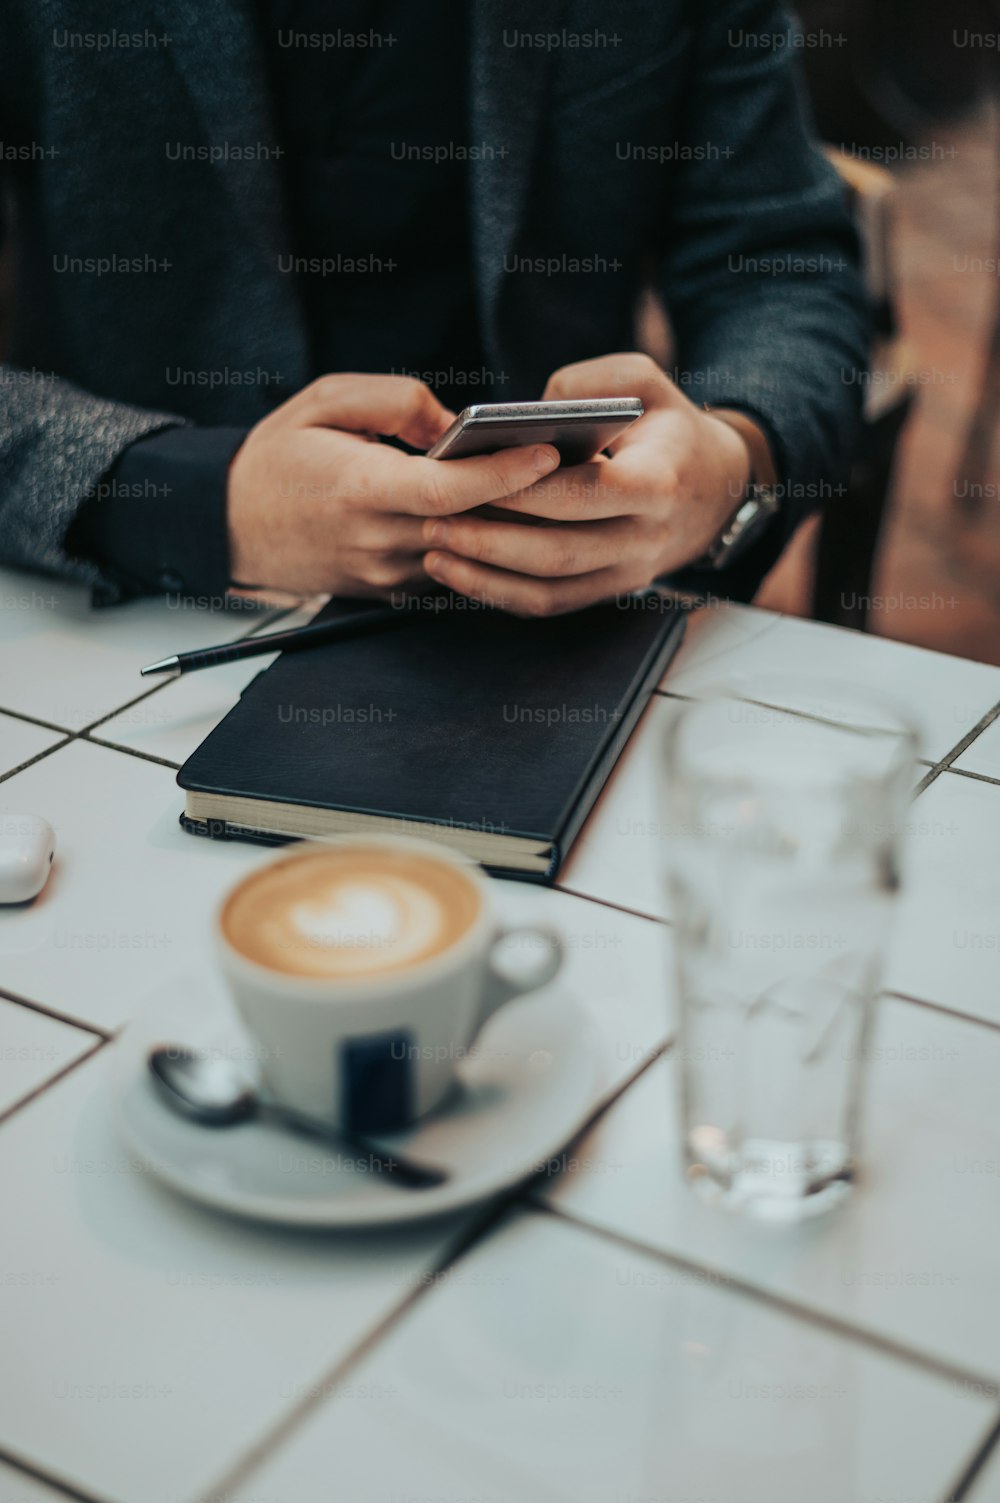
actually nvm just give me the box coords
[148,1045,448,1190]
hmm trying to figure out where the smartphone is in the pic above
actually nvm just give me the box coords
[426,398,644,466]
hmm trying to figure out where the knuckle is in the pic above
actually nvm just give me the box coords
[519,584,556,618]
[337,458,373,508]
[488,461,518,497]
[548,538,577,575]
[454,526,488,562]
[356,518,394,549]
[400,375,431,410]
[621,351,656,374]
[387,563,413,589]
[363,558,403,590]
[614,351,661,392]
[415,465,452,515]
[310,374,346,408]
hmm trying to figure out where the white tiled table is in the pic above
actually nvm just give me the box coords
[2,567,1000,1503]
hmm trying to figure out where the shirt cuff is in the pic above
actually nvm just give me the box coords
[67,426,249,604]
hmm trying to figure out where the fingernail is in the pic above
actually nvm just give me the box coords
[424,552,446,580]
[532,445,560,475]
[424,520,444,544]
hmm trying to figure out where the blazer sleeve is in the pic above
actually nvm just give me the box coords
[660,0,872,529]
[0,356,190,596]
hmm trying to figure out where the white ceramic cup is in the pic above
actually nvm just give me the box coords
[215,836,563,1133]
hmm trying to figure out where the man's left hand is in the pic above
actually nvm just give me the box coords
[422,353,757,616]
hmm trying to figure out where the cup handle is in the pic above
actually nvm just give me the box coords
[473,925,564,1038]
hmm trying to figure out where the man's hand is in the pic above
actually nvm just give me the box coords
[421,353,757,616]
[228,374,560,596]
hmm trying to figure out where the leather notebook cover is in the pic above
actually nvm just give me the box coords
[177,595,686,882]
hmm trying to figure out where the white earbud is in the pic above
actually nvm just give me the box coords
[0,814,56,904]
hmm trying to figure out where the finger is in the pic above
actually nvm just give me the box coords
[356,552,434,594]
[422,515,635,578]
[338,560,431,602]
[424,551,633,617]
[490,460,632,520]
[352,514,431,553]
[543,351,677,411]
[380,443,561,516]
[278,373,454,449]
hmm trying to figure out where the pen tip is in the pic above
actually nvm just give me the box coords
[140,656,180,677]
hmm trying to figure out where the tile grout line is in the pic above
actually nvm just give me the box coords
[915,698,1000,795]
[653,686,1000,798]
[238,602,311,638]
[75,601,315,741]
[940,763,1000,791]
[190,1195,519,1503]
[81,736,182,772]
[0,1038,107,1130]
[946,1409,1000,1502]
[551,884,671,927]
[0,689,185,775]
[536,1200,1000,1398]
[519,986,1000,1202]
[0,705,75,734]
[0,736,75,786]
[659,688,989,764]
[518,1038,677,1207]
[0,599,302,749]
[0,986,111,1041]
[882,989,1000,1037]
[654,687,899,740]
[0,1444,110,1503]
[77,679,183,736]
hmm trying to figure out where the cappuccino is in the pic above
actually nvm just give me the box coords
[221,845,481,980]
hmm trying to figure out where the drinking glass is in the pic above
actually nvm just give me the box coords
[661,680,918,1220]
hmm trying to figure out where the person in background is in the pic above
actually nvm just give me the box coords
[0,1,868,616]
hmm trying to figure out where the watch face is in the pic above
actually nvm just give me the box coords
[692,484,781,571]
[705,490,780,570]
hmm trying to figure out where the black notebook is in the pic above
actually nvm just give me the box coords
[177,595,685,881]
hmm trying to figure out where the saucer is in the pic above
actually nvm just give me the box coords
[112,972,602,1227]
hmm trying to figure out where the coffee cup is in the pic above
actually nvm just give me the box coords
[216,836,563,1133]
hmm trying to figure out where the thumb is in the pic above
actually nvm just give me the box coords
[544,352,677,412]
[278,374,455,449]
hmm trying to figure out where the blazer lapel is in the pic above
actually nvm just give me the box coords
[469,0,562,355]
[148,0,290,266]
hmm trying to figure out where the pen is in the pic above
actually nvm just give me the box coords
[140,604,409,677]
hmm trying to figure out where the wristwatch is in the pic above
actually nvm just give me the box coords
[695,482,782,571]
[691,405,782,570]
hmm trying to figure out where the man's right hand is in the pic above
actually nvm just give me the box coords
[227,374,560,597]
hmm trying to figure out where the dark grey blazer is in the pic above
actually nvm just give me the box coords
[0,0,869,597]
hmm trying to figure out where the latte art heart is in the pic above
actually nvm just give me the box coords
[222,846,481,979]
[292,885,404,952]
[287,879,448,972]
